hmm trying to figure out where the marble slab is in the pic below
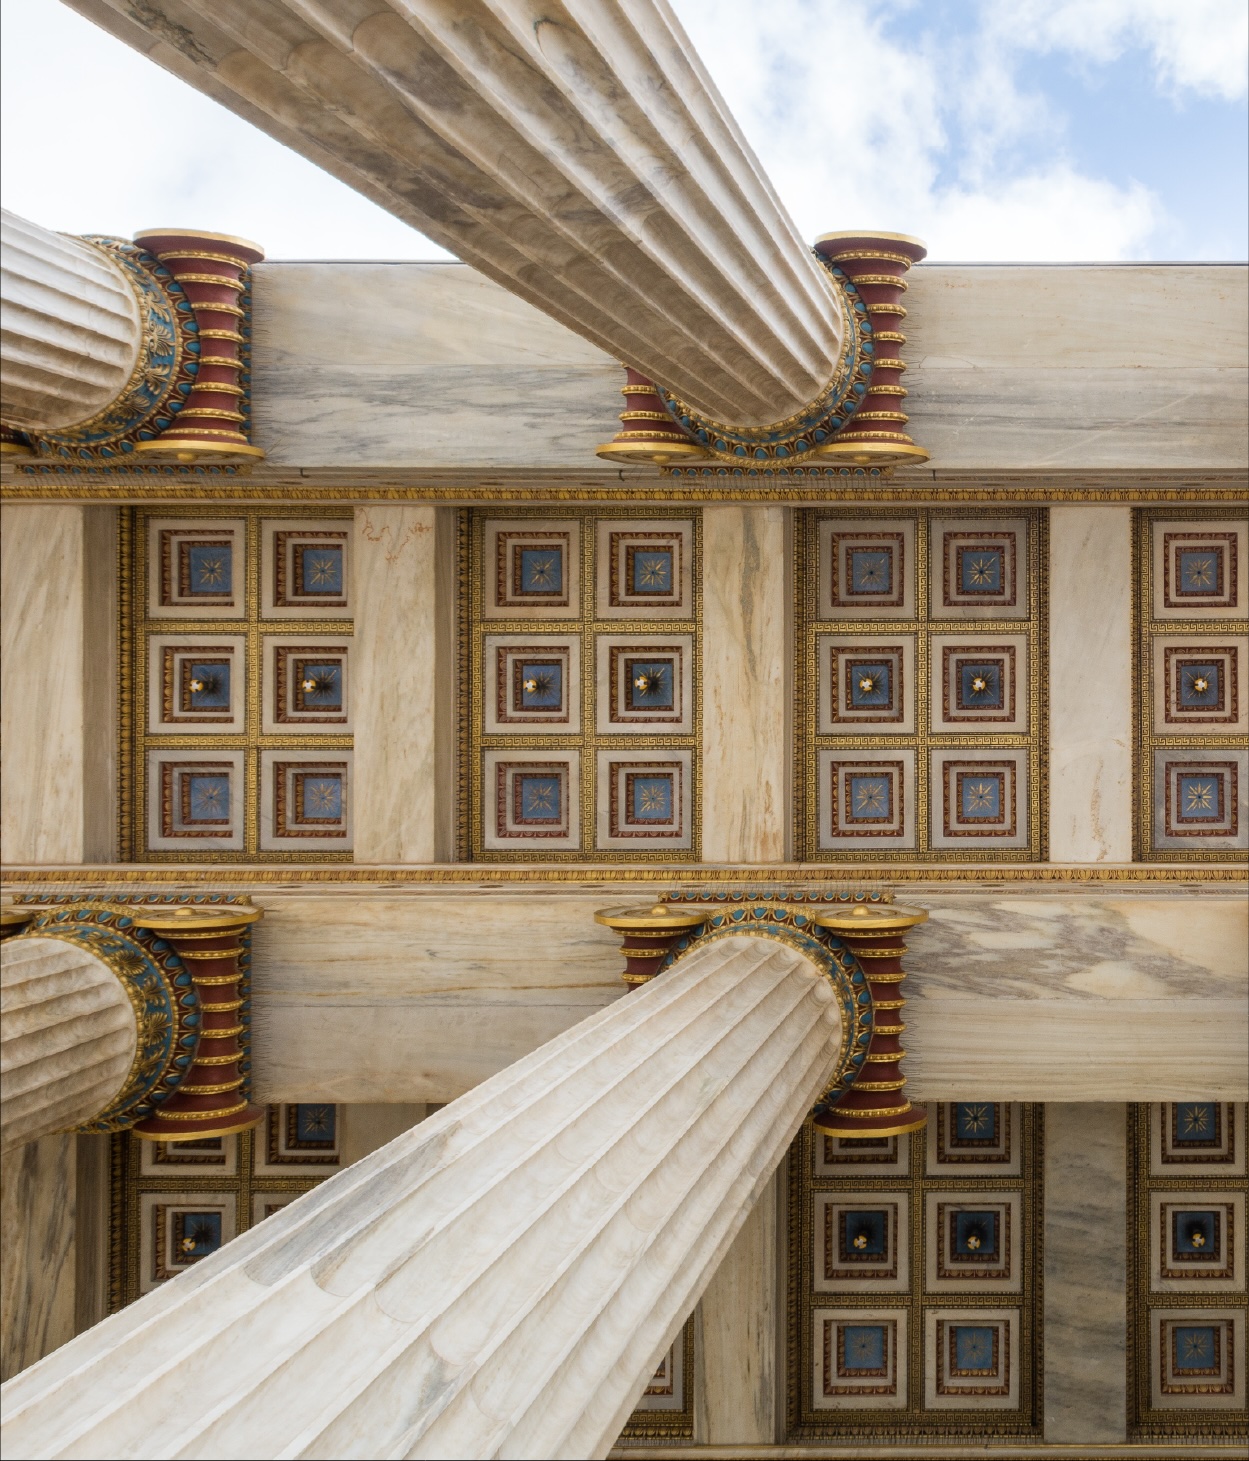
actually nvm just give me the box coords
[232,886,1249,1102]
[701,507,790,863]
[0,1135,76,1381]
[0,503,82,863]
[1044,1104,1127,1443]
[352,505,446,862]
[241,261,1247,474]
[1047,506,1133,863]
[694,1174,778,1445]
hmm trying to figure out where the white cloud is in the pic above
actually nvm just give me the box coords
[992,0,1249,101]
[928,168,1161,260]
[0,0,449,259]
[672,0,1166,259]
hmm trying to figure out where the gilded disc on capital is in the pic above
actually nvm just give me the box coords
[811,903,929,934]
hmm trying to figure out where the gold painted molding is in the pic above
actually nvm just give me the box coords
[3,863,1245,886]
[608,1447,1247,1459]
[2,472,1246,506]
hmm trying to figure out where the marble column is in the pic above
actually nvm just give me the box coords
[1,935,842,1459]
[0,937,136,1154]
[67,0,842,426]
[701,507,791,863]
[0,208,140,431]
[1048,506,1133,862]
[352,505,456,862]
[1044,1103,1128,1442]
[0,504,117,865]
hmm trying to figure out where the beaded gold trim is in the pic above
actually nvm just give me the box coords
[155,1098,249,1120]
[169,273,245,291]
[178,1078,244,1095]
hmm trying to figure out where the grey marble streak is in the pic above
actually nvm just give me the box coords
[1044,1104,1127,1444]
[906,368,1246,471]
[0,1135,76,1382]
[910,896,1246,1001]
[229,887,1249,1103]
[252,365,621,469]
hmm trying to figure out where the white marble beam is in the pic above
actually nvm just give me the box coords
[201,260,1249,473]
[231,886,1248,1103]
[0,936,842,1460]
[1048,506,1133,862]
[1044,1103,1127,1443]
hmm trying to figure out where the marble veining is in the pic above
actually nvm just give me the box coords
[1048,506,1133,863]
[1044,1104,1127,1443]
[914,896,1245,999]
[701,507,789,864]
[232,887,1249,1103]
[241,261,1249,472]
[353,506,440,863]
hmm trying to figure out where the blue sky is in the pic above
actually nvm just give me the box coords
[2,0,1245,261]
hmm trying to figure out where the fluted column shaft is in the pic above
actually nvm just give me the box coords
[68,0,843,426]
[0,938,136,1154]
[1,935,842,1459]
[0,210,140,431]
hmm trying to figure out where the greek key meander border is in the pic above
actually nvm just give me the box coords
[5,474,1246,505]
[3,865,1243,886]
[119,506,355,863]
[1126,1105,1249,1441]
[458,506,703,863]
[785,1108,1045,1442]
[793,507,1049,863]
[1132,509,1249,865]
[108,1113,332,1312]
